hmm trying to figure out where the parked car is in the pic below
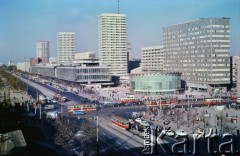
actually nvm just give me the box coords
[175,129,188,137]
[161,129,175,137]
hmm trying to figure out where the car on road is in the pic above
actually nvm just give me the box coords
[27,113,36,117]
[175,129,188,137]
[125,102,137,106]
[161,129,175,137]
[140,120,150,127]
[73,110,85,115]
[135,118,142,123]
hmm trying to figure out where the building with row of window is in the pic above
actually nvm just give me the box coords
[98,13,128,76]
[57,32,75,63]
[163,17,230,91]
[31,63,112,86]
[141,46,164,72]
[138,17,231,93]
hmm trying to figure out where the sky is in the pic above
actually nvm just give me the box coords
[0,0,240,64]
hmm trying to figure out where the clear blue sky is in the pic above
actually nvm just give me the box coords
[0,0,240,64]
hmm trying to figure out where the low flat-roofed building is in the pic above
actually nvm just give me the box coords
[31,63,112,86]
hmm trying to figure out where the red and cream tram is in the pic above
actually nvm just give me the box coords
[204,98,223,105]
[67,104,97,113]
[111,115,130,130]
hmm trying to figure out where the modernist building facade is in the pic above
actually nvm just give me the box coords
[130,72,181,95]
[163,17,230,90]
[36,41,50,63]
[141,46,164,72]
[31,64,112,85]
[57,32,75,63]
[98,13,128,76]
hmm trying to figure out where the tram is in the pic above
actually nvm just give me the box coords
[120,97,139,104]
[67,104,97,113]
[204,98,223,105]
[111,115,130,130]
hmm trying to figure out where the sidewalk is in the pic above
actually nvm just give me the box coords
[143,105,240,135]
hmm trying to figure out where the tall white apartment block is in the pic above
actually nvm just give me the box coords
[163,17,230,90]
[57,32,75,63]
[98,13,128,76]
[141,46,164,72]
[36,41,50,61]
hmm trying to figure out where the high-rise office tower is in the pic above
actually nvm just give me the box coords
[36,41,50,63]
[98,13,128,76]
[57,32,75,63]
[163,17,230,90]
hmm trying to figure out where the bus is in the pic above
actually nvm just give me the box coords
[120,97,139,104]
[204,98,223,105]
[111,115,130,130]
[67,104,97,113]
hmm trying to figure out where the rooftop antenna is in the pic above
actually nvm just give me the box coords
[118,0,119,14]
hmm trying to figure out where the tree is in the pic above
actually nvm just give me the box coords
[174,108,185,128]
[216,112,237,135]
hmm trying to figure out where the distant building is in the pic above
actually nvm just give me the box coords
[237,60,240,97]
[98,13,128,76]
[17,61,30,72]
[75,52,95,61]
[8,61,15,66]
[57,32,75,63]
[141,46,164,72]
[49,57,58,64]
[128,59,141,73]
[36,41,50,63]
[30,57,49,65]
[127,43,133,61]
[163,17,230,91]
[230,56,240,86]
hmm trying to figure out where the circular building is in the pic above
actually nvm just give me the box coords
[130,72,181,95]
